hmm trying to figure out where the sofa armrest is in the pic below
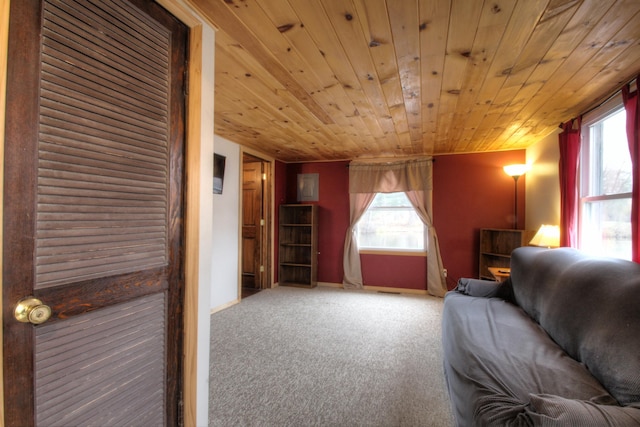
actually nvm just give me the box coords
[454,277,513,300]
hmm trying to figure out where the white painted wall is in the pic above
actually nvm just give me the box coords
[211,135,241,310]
[525,128,562,230]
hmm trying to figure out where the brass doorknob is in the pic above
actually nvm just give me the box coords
[14,297,52,325]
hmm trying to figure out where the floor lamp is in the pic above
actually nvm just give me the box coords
[503,164,530,229]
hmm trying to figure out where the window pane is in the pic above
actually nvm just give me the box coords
[357,193,425,251]
[581,198,631,260]
[369,192,413,208]
[603,109,632,194]
[589,109,632,196]
[580,103,632,261]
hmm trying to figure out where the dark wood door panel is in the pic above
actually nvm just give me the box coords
[3,0,187,425]
[242,158,264,290]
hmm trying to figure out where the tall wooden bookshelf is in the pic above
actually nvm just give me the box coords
[478,228,535,280]
[278,204,318,288]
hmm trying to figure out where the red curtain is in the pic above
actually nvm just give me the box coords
[622,77,640,263]
[558,118,581,248]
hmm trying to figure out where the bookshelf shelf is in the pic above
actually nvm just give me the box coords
[278,204,318,288]
[479,228,535,280]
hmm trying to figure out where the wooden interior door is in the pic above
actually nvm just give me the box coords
[242,155,265,290]
[3,0,187,425]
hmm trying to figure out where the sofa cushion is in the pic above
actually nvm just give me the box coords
[442,292,616,425]
[525,394,640,426]
[510,247,640,406]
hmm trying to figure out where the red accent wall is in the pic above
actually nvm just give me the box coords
[274,161,288,284]
[274,160,288,207]
[433,151,527,289]
[280,161,350,284]
[360,254,427,289]
[275,150,526,291]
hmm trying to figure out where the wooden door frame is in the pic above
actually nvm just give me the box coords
[0,1,215,426]
[0,0,9,421]
[156,3,215,427]
[240,148,274,297]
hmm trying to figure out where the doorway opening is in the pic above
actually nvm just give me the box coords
[241,153,272,299]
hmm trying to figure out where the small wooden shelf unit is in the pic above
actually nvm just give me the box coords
[478,228,535,281]
[278,204,318,288]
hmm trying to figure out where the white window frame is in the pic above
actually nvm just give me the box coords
[578,96,632,260]
[356,192,427,257]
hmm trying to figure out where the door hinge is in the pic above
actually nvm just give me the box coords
[259,265,264,272]
[260,219,265,226]
[262,173,267,181]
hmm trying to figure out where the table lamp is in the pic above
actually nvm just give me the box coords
[529,224,560,248]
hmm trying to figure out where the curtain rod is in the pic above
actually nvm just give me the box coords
[561,76,638,127]
[346,157,435,167]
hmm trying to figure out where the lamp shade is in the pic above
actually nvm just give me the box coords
[529,224,560,248]
[503,164,531,177]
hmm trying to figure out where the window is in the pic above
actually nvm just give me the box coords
[356,192,426,253]
[579,100,632,260]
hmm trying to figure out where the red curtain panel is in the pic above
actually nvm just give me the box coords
[622,78,640,263]
[558,118,581,248]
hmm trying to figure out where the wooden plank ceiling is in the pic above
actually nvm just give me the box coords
[189,0,640,162]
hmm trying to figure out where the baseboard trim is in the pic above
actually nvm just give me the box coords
[317,281,342,288]
[210,298,240,315]
[364,285,428,295]
[317,281,428,295]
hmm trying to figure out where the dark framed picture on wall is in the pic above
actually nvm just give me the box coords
[297,173,319,202]
[213,153,226,194]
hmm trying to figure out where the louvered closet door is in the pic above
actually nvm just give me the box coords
[3,0,187,425]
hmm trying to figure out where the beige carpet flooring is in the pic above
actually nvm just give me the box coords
[209,286,455,426]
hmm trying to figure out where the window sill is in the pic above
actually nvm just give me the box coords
[358,249,427,257]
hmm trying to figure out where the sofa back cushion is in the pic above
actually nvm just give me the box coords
[510,246,640,406]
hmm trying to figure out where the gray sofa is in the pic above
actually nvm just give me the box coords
[442,246,640,426]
